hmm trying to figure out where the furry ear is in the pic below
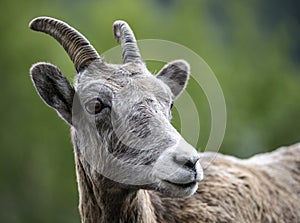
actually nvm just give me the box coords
[30,62,75,125]
[156,60,190,99]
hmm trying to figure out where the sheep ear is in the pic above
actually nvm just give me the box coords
[156,60,190,99]
[30,62,75,125]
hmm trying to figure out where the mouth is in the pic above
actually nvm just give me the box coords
[163,179,198,189]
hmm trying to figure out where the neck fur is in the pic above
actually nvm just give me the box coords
[73,150,157,223]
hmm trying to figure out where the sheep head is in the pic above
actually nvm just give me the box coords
[29,17,203,198]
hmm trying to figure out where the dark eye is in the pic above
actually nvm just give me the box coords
[85,98,103,114]
[170,102,174,110]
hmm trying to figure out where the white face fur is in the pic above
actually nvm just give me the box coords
[70,62,203,197]
[30,17,203,198]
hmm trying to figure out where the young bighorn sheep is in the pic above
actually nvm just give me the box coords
[29,17,300,223]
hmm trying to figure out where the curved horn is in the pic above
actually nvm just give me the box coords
[113,20,142,64]
[29,17,101,72]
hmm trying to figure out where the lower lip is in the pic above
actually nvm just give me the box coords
[164,180,197,188]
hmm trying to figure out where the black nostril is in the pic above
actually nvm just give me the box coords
[183,156,200,170]
[174,154,200,170]
[184,160,195,169]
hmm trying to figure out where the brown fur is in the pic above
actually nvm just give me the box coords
[73,142,300,223]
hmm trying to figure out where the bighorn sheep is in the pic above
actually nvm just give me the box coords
[29,16,300,223]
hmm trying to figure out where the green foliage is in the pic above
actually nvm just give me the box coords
[0,0,299,222]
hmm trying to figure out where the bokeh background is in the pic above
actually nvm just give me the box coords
[0,0,299,222]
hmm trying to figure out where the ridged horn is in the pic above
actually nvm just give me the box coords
[29,16,101,72]
[113,20,142,64]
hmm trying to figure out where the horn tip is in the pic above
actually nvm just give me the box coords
[29,18,39,30]
[29,16,53,30]
[113,20,127,43]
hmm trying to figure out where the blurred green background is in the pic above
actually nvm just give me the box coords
[0,0,299,222]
